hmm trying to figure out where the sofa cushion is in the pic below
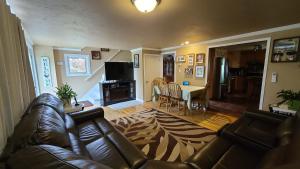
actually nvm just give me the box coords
[77,118,147,169]
[276,117,294,146]
[32,93,65,120]
[258,146,287,169]
[211,144,263,169]
[1,105,70,158]
[139,160,192,169]
[107,131,147,169]
[86,137,130,169]
[78,119,131,169]
[7,145,112,169]
[186,137,232,169]
[233,117,278,148]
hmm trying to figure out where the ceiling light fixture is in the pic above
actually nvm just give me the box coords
[131,0,161,13]
[185,41,190,45]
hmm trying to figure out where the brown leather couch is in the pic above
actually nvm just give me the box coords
[1,93,300,169]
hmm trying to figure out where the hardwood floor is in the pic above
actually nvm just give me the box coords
[103,101,240,131]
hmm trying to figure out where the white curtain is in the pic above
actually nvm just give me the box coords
[0,0,35,152]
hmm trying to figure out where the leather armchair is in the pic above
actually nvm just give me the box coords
[219,110,290,151]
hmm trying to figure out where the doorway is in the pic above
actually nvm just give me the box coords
[163,54,175,83]
[144,54,162,101]
[207,40,269,113]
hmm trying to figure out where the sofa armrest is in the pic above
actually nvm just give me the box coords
[7,145,112,169]
[69,107,104,124]
[0,163,6,169]
[244,109,287,124]
[220,123,272,151]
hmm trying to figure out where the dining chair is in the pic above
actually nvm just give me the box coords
[191,84,209,112]
[158,82,170,109]
[152,77,164,87]
[168,83,186,112]
[151,77,164,101]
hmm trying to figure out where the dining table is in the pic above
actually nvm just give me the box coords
[180,85,205,111]
[152,84,206,114]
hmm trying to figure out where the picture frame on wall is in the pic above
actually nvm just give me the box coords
[91,51,101,60]
[195,65,205,78]
[184,67,193,76]
[177,55,186,62]
[41,56,53,88]
[134,54,139,68]
[271,37,300,63]
[196,53,205,63]
[187,54,194,66]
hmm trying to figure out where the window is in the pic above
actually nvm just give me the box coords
[64,54,91,77]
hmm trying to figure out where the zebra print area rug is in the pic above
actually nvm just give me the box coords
[110,109,216,162]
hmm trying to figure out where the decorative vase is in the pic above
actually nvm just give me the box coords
[63,99,71,106]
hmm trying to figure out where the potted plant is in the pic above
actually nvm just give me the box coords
[277,89,300,111]
[56,83,77,106]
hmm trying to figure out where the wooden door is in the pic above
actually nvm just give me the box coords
[144,54,162,101]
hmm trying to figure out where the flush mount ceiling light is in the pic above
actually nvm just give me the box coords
[131,0,161,13]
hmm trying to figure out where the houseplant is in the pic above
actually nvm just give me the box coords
[56,83,77,106]
[277,89,300,111]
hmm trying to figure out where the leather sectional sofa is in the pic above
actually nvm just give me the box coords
[0,93,299,169]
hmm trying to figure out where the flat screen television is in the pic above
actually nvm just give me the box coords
[105,62,134,81]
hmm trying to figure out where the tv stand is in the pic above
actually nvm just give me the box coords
[99,80,136,106]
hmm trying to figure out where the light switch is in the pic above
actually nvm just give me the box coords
[271,72,277,83]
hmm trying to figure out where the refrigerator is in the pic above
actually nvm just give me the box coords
[212,57,229,100]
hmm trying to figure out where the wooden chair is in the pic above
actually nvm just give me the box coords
[152,77,165,102]
[191,84,209,112]
[168,83,186,112]
[152,77,164,87]
[158,83,170,109]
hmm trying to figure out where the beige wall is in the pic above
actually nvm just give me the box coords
[54,48,131,98]
[173,45,208,86]
[131,49,162,101]
[165,28,300,110]
[132,49,144,101]
[34,45,58,95]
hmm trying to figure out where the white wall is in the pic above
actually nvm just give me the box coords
[34,45,58,95]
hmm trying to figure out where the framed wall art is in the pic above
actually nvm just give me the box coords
[196,53,205,63]
[91,51,101,60]
[41,56,53,88]
[177,55,186,62]
[134,54,140,68]
[184,67,193,76]
[195,65,205,78]
[64,54,91,77]
[271,37,300,63]
[187,54,194,66]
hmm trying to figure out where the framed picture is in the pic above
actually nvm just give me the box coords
[271,37,300,62]
[184,67,193,76]
[177,55,185,62]
[41,56,53,88]
[64,54,91,77]
[91,51,101,60]
[187,54,194,66]
[134,54,139,68]
[195,66,205,78]
[196,53,205,63]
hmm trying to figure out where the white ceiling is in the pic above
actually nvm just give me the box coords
[11,0,300,50]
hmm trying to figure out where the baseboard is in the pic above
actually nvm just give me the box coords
[136,99,145,103]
